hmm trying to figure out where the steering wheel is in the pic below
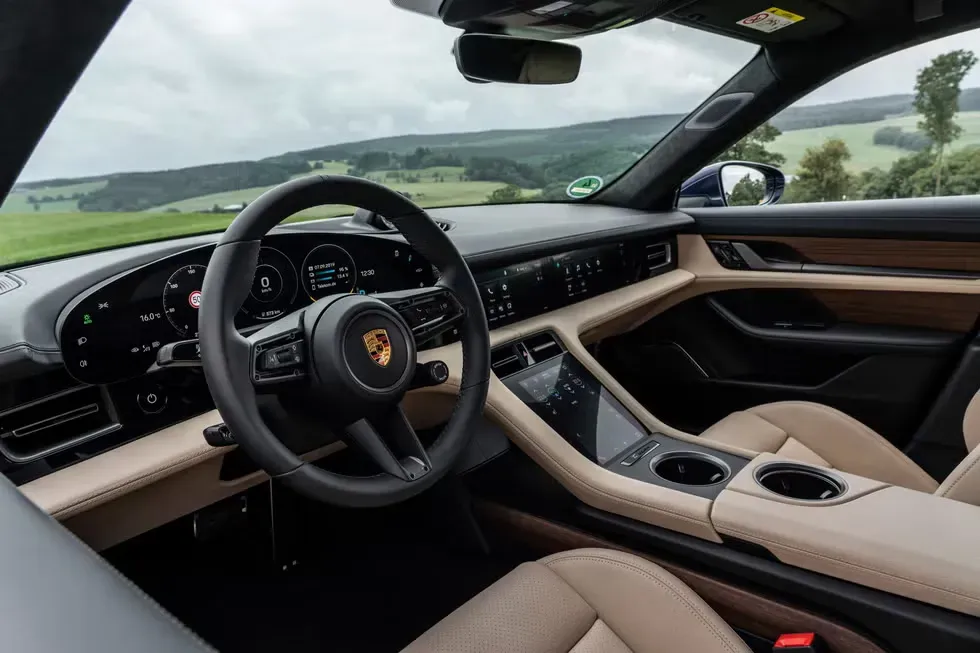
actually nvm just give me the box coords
[199,176,490,507]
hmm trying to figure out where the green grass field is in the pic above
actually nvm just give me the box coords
[772,111,980,174]
[0,210,362,267]
[1,180,109,214]
[147,170,517,215]
[306,160,350,175]
[0,170,539,267]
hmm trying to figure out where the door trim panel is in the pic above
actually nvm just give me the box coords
[688,196,980,241]
[706,296,963,351]
[706,234,980,275]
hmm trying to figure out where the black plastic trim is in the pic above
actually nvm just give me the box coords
[689,196,980,241]
[802,263,980,280]
[706,296,961,352]
[904,339,980,480]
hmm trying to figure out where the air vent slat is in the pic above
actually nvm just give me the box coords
[0,386,118,463]
[490,332,565,379]
[642,242,672,277]
[490,345,525,378]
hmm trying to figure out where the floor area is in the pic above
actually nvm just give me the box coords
[105,482,519,652]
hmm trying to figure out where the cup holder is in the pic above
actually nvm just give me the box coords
[754,462,846,501]
[650,451,731,486]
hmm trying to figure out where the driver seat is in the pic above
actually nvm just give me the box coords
[402,548,750,653]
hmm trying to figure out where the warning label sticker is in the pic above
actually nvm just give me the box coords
[736,7,805,33]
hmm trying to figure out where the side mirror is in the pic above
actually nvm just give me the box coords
[453,33,581,85]
[678,161,785,208]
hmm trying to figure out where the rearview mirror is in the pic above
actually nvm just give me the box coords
[453,33,581,85]
[679,161,785,208]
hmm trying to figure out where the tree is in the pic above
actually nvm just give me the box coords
[726,174,766,206]
[784,138,853,203]
[485,185,523,204]
[716,122,786,167]
[914,49,978,195]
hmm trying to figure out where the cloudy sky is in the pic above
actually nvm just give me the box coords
[15,0,980,181]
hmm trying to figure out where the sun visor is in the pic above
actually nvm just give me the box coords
[393,0,692,38]
[668,0,845,42]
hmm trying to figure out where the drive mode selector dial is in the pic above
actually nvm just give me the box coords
[163,264,207,337]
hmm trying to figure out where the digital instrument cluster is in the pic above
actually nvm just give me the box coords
[59,234,435,385]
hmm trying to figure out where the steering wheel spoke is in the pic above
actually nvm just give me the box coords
[246,308,308,391]
[376,286,465,344]
[346,408,431,482]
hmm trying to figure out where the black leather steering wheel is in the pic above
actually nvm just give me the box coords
[199,175,490,507]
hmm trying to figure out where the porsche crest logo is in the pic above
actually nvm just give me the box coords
[362,328,392,367]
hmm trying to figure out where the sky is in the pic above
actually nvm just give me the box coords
[15,0,980,181]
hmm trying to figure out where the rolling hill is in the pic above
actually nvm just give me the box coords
[5,88,980,267]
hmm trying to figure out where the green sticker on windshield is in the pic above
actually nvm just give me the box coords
[566,175,603,199]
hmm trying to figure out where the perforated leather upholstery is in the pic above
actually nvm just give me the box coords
[700,401,939,493]
[401,548,750,653]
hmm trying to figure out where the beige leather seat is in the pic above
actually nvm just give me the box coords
[402,548,750,653]
[700,397,980,502]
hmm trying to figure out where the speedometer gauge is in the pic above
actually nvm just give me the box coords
[240,247,298,321]
[163,264,206,336]
[301,244,356,300]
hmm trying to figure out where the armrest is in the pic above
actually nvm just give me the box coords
[712,453,980,617]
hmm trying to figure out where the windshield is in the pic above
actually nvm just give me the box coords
[0,2,757,267]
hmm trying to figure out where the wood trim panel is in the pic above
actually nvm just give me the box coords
[476,502,886,653]
[705,235,980,273]
[810,289,980,332]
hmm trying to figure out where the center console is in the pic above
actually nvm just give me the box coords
[494,331,748,499]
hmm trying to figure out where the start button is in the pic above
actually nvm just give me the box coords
[137,388,167,414]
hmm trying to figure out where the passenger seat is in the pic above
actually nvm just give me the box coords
[699,396,980,505]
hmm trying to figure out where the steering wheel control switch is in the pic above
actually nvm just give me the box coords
[385,287,465,344]
[258,342,303,372]
[412,361,450,388]
[203,423,235,448]
[156,338,202,367]
[250,329,307,387]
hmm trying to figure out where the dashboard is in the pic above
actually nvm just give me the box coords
[474,237,671,329]
[58,234,435,385]
[0,203,690,484]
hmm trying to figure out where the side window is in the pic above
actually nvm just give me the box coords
[740,29,980,204]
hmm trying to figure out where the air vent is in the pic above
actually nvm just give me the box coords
[0,273,23,296]
[490,331,565,379]
[435,219,454,232]
[523,332,562,363]
[641,242,672,278]
[490,345,524,378]
[0,386,119,463]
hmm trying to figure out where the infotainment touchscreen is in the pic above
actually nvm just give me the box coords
[504,353,647,464]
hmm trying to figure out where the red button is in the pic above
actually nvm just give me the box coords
[775,633,815,648]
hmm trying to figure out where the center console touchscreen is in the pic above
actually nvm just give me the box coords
[504,353,647,465]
